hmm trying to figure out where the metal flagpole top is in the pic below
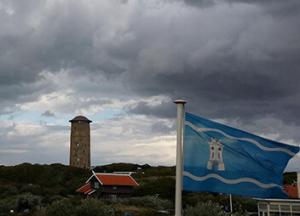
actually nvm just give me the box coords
[174,99,186,104]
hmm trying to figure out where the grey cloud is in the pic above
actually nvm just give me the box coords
[182,0,300,19]
[120,1,300,127]
[1,0,299,125]
[151,121,175,135]
[0,0,300,166]
[0,0,127,111]
[183,0,215,7]
[127,101,175,119]
[0,123,67,148]
[0,122,69,165]
[235,0,300,16]
[41,110,55,117]
[1,0,299,122]
[128,66,300,124]
[0,77,55,115]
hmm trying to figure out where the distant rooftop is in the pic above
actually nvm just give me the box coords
[69,115,92,123]
[94,173,139,187]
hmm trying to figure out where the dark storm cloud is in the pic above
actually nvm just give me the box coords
[1,0,300,131]
[127,100,175,119]
[133,65,300,123]
[228,0,300,17]
[0,4,127,117]
[121,0,300,128]
[0,0,300,167]
[183,0,215,7]
[0,0,126,110]
[182,0,300,20]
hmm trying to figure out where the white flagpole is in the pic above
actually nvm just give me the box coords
[230,194,233,214]
[174,100,186,216]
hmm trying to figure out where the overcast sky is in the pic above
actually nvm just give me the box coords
[1,0,300,170]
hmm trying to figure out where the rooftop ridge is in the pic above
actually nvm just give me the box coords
[94,172,131,176]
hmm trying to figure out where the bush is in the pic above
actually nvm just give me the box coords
[183,192,255,213]
[46,198,115,216]
[114,196,173,211]
[113,204,156,216]
[0,197,17,216]
[134,177,175,200]
[0,185,18,198]
[184,201,227,216]
[46,199,76,216]
[16,193,42,213]
[0,163,90,197]
[184,201,248,216]
[76,199,115,216]
[19,184,42,195]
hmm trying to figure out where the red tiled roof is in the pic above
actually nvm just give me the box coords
[95,174,139,187]
[284,184,298,199]
[76,182,95,195]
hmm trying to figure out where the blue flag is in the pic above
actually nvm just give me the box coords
[183,112,299,198]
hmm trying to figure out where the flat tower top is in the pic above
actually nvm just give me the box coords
[69,115,92,123]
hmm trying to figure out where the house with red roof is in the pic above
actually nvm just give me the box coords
[76,171,139,198]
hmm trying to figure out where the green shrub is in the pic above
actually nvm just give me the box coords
[184,201,227,216]
[19,184,42,195]
[183,192,255,213]
[46,198,115,216]
[134,177,175,200]
[115,196,173,210]
[184,201,248,216]
[0,185,18,198]
[0,197,17,216]
[46,199,76,216]
[76,199,115,216]
[0,163,90,197]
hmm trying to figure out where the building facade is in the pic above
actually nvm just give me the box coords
[257,177,300,216]
[257,199,300,216]
[69,115,92,169]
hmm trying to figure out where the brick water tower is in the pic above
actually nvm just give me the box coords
[69,115,92,169]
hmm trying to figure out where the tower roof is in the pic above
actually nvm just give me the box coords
[69,115,92,123]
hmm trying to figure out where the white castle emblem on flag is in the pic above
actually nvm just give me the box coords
[207,138,225,171]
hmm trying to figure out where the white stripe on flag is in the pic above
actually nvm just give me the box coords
[183,171,281,189]
[186,121,296,156]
